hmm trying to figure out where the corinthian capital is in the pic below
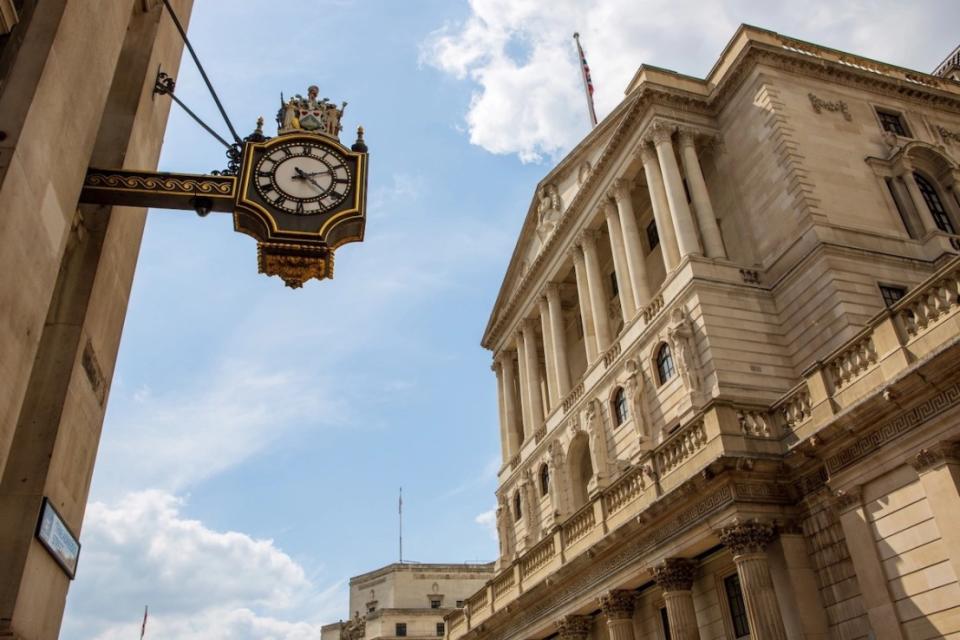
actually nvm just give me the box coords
[651,557,696,592]
[676,126,698,148]
[611,177,632,203]
[577,228,601,251]
[718,519,776,556]
[636,139,658,165]
[599,590,636,620]
[567,244,585,265]
[911,442,960,473]
[557,615,592,640]
[650,120,676,145]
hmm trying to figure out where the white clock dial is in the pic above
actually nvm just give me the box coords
[254,142,352,215]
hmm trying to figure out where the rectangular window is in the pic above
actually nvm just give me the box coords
[724,574,750,638]
[368,605,376,613]
[455,600,465,608]
[609,271,619,297]
[879,284,907,307]
[877,108,910,137]
[430,598,441,609]
[396,623,407,637]
[436,623,445,637]
[646,220,660,251]
[659,607,672,640]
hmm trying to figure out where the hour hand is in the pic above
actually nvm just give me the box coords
[293,167,324,190]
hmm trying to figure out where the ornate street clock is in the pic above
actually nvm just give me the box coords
[79,83,369,288]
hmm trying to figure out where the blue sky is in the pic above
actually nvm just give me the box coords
[62,1,959,638]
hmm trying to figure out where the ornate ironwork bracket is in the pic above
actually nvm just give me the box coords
[79,168,236,214]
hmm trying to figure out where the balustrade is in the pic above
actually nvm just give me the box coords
[655,420,708,476]
[562,503,597,546]
[520,537,556,577]
[826,335,877,390]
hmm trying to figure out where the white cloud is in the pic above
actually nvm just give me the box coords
[63,491,345,640]
[421,0,959,163]
[474,507,497,541]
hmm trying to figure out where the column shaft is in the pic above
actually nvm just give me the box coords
[678,131,725,258]
[570,247,597,362]
[652,123,701,259]
[500,355,522,456]
[515,334,531,440]
[546,284,571,398]
[612,179,652,307]
[734,554,788,640]
[493,362,509,462]
[663,592,701,640]
[522,321,545,431]
[603,201,636,320]
[601,591,637,640]
[580,231,612,353]
[639,143,680,270]
[903,171,940,233]
[538,297,558,409]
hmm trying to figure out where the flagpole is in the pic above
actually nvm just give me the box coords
[398,487,403,564]
[573,32,598,127]
[140,605,148,640]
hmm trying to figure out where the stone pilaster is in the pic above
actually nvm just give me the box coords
[546,283,571,398]
[557,615,592,640]
[600,590,637,640]
[611,178,651,307]
[911,442,960,587]
[652,558,701,640]
[651,122,701,260]
[677,129,725,258]
[602,200,636,320]
[718,520,788,640]
[579,230,612,355]
[569,245,597,362]
[638,141,680,270]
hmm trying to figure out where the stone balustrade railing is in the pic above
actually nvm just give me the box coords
[491,569,514,600]
[898,264,960,337]
[467,587,488,612]
[602,341,622,368]
[825,334,878,390]
[773,384,812,432]
[561,503,597,547]
[562,381,585,413]
[654,420,708,476]
[520,537,556,578]
[602,464,649,515]
[642,294,664,324]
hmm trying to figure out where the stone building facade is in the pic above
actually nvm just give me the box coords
[0,2,192,639]
[323,563,495,640]
[451,26,960,640]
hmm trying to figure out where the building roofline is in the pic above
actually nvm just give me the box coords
[349,562,495,586]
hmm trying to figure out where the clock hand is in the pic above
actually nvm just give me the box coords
[305,175,324,190]
[300,170,332,178]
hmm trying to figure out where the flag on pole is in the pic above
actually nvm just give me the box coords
[573,32,598,127]
[140,605,148,640]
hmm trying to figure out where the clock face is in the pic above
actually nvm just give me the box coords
[254,142,352,215]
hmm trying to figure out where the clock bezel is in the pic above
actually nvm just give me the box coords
[234,132,368,250]
[253,141,353,215]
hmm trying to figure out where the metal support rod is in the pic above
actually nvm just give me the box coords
[168,92,232,149]
[161,0,242,144]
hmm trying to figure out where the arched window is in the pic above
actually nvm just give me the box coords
[656,343,675,385]
[914,172,957,234]
[513,491,522,521]
[612,387,629,426]
[539,463,550,496]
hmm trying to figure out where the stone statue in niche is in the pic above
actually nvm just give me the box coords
[667,308,703,396]
[577,161,592,186]
[495,498,512,559]
[624,357,651,445]
[583,398,610,490]
[547,439,568,519]
[536,183,563,243]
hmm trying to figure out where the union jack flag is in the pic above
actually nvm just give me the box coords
[574,32,598,126]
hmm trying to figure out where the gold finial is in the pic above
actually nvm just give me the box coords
[255,116,264,133]
[352,125,368,153]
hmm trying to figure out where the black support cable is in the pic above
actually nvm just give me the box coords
[161,0,242,144]
[168,92,232,149]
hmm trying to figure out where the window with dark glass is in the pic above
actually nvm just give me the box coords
[539,463,550,496]
[368,604,376,613]
[610,271,619,297]
[456,600,465,608]
[396,623,407,637]
[436,623,445,637]
[613,387,629,426]
[513,491,522,520]
[914,172,957,234]
[430,598,441,609]
[656,343,675,385]
[659,607,672,640]
[879,284,907,308]
[646,220,660,250]
[877,109,910,137]
[724,574,750,638]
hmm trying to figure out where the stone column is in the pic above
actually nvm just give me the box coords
[515,332,531,441]
[901,167,940,233]
[569,246,597,363]
[912,444,960,584]
[499,352,522,457]
[832,488,905,640]
[579,230,612,354]
[493,360,509,462]
[600,590,637,640]
[638,142,680,270]
[546,283,571,399]
[602,200,636,320]
[557,615,592,640]
[888,176,924,238]
[522,319,545,432]
[538,296,558,409]
[651,122,702,259]
[677,129,725,258]
[611,178,652,308]
[653,558,700,640]
[718,520,788,640]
